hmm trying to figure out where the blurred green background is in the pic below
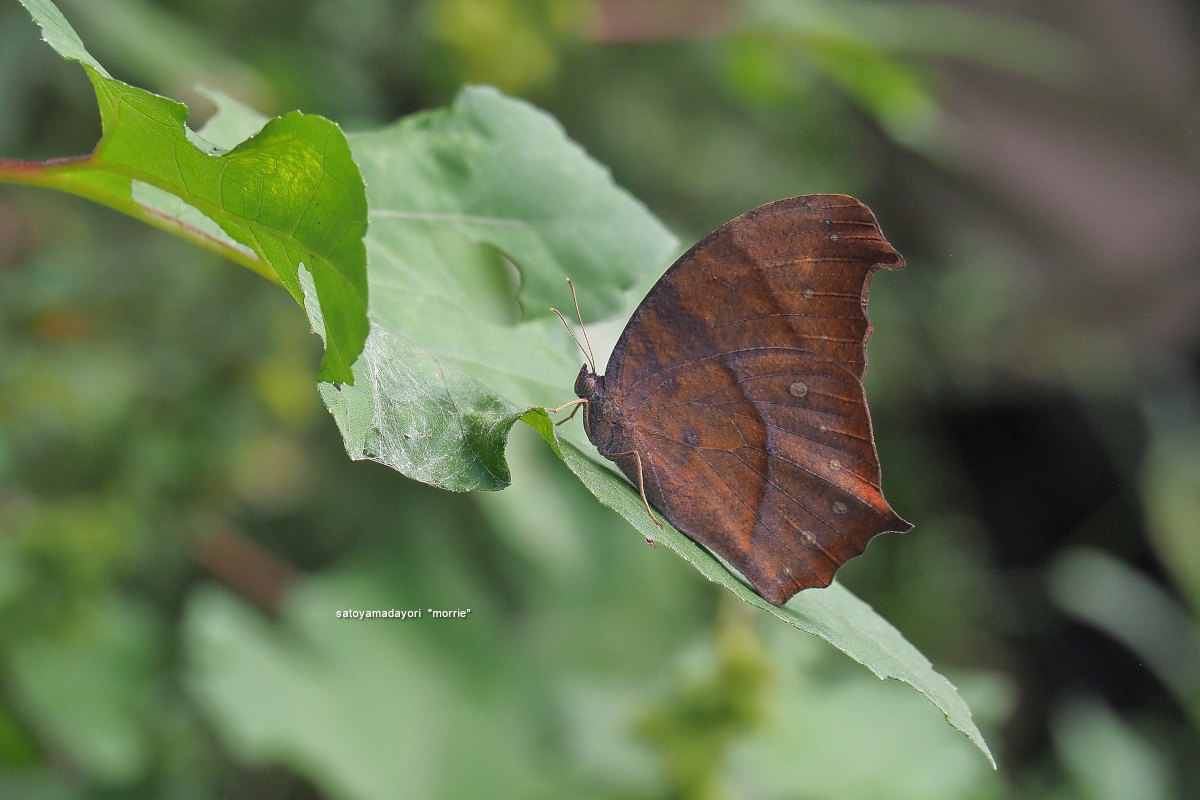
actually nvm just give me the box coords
[2,0,1199,798]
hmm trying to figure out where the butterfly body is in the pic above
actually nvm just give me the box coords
[574,367,626,458]
[573,195,911,606]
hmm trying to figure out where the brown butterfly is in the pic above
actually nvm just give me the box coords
[555,195,911,606]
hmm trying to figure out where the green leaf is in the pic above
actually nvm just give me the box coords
[1050,548,1200,726]
[748,0,1087,86]
[6,591,160,785]
[353,86,673,322]
[741,0,1087,149]
[728,630,1007,797]
[1053,696,1173,800]
[6,0,368,384]
[524,408,996,767]
[313,86,677,490]
[184,580,553,800]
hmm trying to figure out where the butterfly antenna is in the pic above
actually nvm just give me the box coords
[566,278,597,371]
[551,307,595,372]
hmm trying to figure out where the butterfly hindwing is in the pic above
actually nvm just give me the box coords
[621,348,909,604]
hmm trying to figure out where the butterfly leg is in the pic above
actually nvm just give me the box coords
[633,451,664,531]
[608,448,664,538]
[548,398,586,426]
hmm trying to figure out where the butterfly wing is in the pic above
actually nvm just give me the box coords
[619,348,910,604]
[602,195,909,604]
[608,195,901,387]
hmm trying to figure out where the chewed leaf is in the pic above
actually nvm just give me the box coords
[296,264,516,491]
[12,0,368,385]
[319,323,527,492]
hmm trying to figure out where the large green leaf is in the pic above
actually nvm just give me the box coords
[5,0,367,384]
[524,409,996,767]
[184,581,554,800]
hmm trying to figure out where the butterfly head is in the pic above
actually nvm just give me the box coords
[574,364,603,400]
